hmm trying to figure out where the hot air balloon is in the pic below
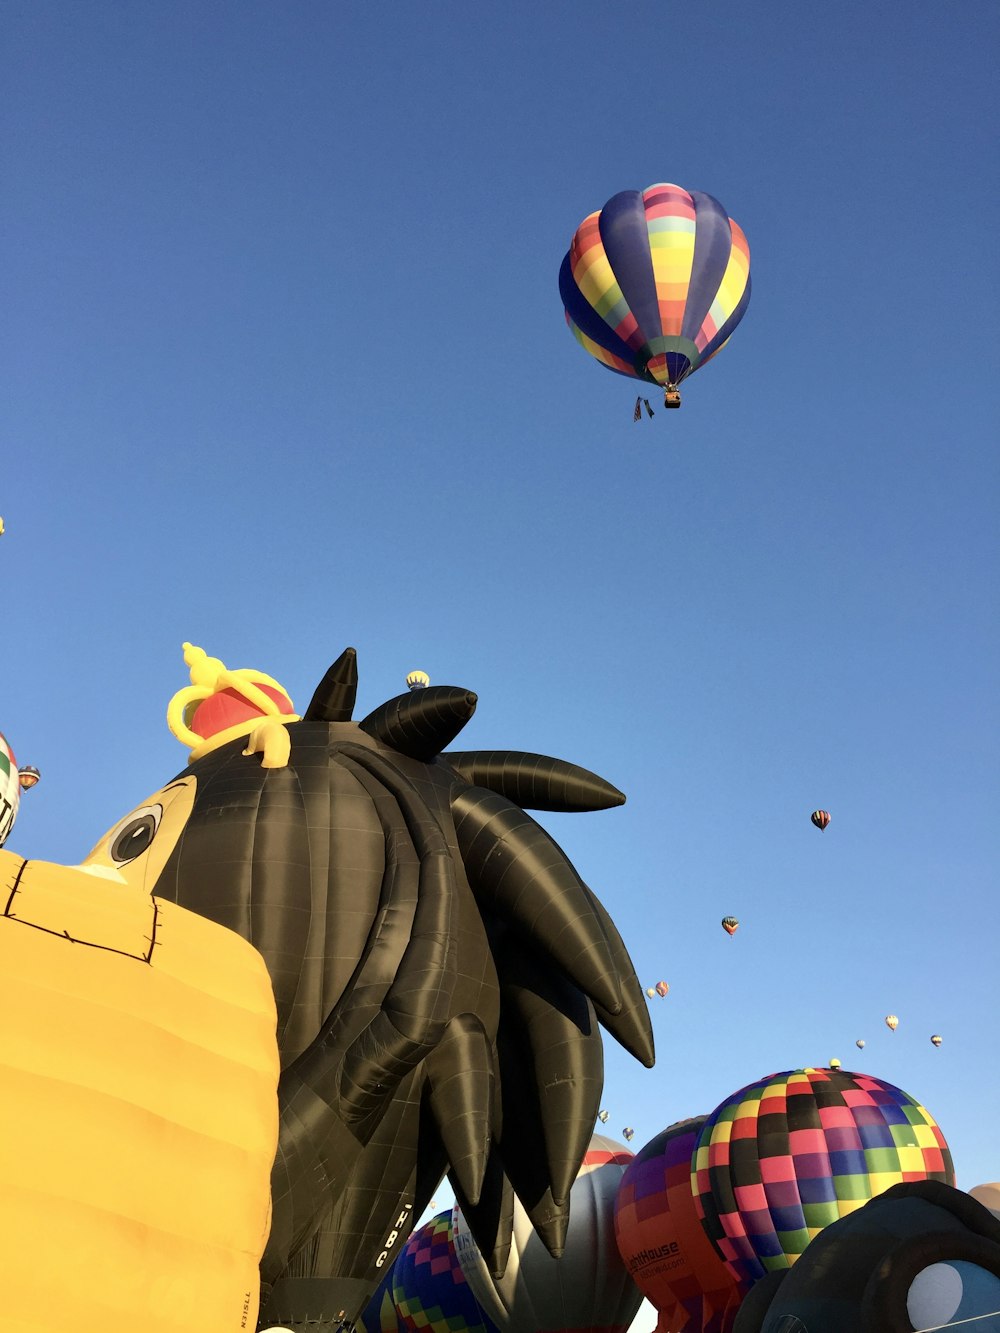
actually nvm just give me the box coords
[452,1135,643,1333]
[356,1267,404,1333]
[614,1117,743,1333]
[646,987,656,998]
[811,810,831,831]
[559,183,750,412]
[599,1110,610,1124]
[931,1034,943,1048]
[829,1058,841,1069]
[856,1039,866,1050]
[623,1128,635,1143]
[18,765,40,791]
[391,1212,499,1333]
[655,981,669,998]
[885,1014,899,1032]
[0,733,22,847]
[691,1068,953,1289]
[406,670,430,691]
[721,917,739,936]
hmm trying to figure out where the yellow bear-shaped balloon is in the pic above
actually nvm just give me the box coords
[0,776,279,1333]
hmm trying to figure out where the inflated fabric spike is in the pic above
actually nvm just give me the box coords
[359,686,478,760]
[303,646,359,722]
[442,750,625,812]
[424,1014,495,1206]
[495,937,603,1206]
[452,1148,515,1280]
[452,785,622,1016]
[581,883,655,1068]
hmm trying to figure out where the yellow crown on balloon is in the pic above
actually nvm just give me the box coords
[167,642,300,768]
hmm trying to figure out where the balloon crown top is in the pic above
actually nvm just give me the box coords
[167,641,300,767]
[406,670,430,691]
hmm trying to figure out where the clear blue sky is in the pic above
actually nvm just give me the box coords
[3,0,997,1260]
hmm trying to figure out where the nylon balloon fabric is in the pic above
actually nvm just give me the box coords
[391,1211,499,1333]
[0,843,279,1333]
[614,1118,743,1332]
[452,1135,644,1333]
[691,1068,954,1289]
[560,183,751,391]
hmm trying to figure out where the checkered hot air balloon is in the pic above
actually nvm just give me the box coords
[614,1117,742,1333]
[560,183,751,412]
[391,1211,498,1333]
[690,1068,954,1288]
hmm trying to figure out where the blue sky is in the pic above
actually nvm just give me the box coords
[3,0,998,1315]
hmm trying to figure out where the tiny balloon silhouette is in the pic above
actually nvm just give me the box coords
[856,1039,866,1050]
[811,809,831,830]
[721,916,739,936]
[931,1034,943,1047]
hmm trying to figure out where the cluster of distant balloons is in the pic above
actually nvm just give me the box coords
[348,1065,996,1333]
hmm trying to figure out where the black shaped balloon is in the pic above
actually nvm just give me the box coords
[144,644,654,1328]
[732,1180,1000,1333]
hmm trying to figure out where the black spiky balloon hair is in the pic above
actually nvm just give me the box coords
[153,649,653,1327]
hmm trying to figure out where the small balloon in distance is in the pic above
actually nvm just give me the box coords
[721,916,739,936]
[623,1127,635,1142]
[655,981,669,998]
[856,1039,866,1050]
[811,809,831,830]
[598,1110,609,1124]
[931,1034,943,1047]
[885,1014,899,1032]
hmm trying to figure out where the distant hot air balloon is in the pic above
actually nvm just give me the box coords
[17,765,40,791]
[623,1128,635,1143]
[829,1058,842,1069]
[645,987,656,998]
[614,1117,743,1333]
[886,1014,899,1032]
[559,183,751,412]
[405,670,430,691]
[931,1034,943,1048]
[691,1068,953,1289]
[721,917,739,936]
[392,1211,499,1333]
[655,981,669,998]
[598,1109,610,1124]
[856,1039,866,1050]
[452,1134,642,1333]
[811,810,831,831]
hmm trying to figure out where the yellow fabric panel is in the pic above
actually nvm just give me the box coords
[0,851,279,1333]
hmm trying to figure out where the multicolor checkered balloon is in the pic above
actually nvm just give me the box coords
[391,1211,498,1333]
[691,1068,954,1287]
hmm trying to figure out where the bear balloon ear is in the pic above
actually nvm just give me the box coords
[304,648,358,722]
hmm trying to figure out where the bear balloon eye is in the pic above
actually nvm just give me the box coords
[109,805,163,864]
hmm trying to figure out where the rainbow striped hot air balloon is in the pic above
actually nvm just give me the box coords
[559,182,751,412]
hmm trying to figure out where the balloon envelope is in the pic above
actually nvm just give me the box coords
[453,1135,643,1333]
[392,1212,498,1333]
[721,918,739,936]
[811,810,831,830]
[614,1118,743,1332]
[691,1068,954,1288]
[560,183,750,394]
[655,981,669,998]
[0,733,21,847]
[885,1014,899,1031]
